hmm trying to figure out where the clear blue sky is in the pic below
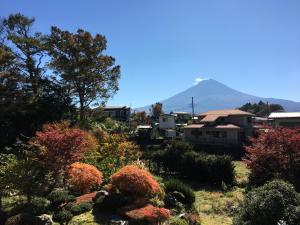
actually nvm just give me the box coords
[1,0,300,107]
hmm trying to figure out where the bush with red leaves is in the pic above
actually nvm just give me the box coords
[34,121,96,171]
[245,127,300,190]
[109,165,161,198]
[68,162,103,194]
[124,204,170,224]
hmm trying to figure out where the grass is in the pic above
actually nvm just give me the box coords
[2,161,249,225]
[194,160,249,225]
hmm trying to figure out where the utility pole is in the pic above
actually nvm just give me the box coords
[192,97,195,123]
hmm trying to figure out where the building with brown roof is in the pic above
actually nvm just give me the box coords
[184,109,253,146]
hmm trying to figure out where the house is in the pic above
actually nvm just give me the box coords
[103,106,131,122]
[159,114,176,138]
[184,109,253,146]
[171,112,192,124]
[268,112,300,128]
[159,114,176,129]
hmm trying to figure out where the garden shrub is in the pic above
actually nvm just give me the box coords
[10,197,50,216]
[146,141,235,186]
[109,165,161,198]
[233,180,300,225]
[168,217,189,225]
[245,127,300,190]
[164,179,195,207]
[123,204,170,224]
[94,193,134,212]
[68,202,93,215]
[48,190,75,209]
[53,210,73,225]
[67,162,103,194]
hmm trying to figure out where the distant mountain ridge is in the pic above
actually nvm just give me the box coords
[136,79,300,113]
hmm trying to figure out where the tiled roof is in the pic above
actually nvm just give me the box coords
[184,123,240,129]
[200,115,220,122]
[269,112,300,119]
[199,109,253,116]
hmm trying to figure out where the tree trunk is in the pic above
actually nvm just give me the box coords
[79,97,85,121]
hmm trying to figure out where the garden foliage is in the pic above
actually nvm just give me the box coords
[245,127,300,190]
[233,180,300,225]
[67,162,103,194]
[109,165,161,197]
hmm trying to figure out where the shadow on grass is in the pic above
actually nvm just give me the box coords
[92,208,127,225]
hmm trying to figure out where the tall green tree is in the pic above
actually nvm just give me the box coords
[48,27,121,120]
[2,13,47,97]
[0,14,75,149]
[150,102,163,120]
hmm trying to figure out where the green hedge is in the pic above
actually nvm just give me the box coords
[146,141,235,186]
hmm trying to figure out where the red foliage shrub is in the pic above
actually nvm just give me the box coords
[76,192,97,204]
[109,165,161,197]
[34,121,97,170]
[245,127,300,190]
[123,204,170,224]
[68,162,103,194]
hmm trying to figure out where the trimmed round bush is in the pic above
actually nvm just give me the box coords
[53,210,73,224]
[109,165,161,197]
[164,179,195,207]
[68,162,103,194]
[48,190,75,209]
[233,180,300,225]
[69,202,93,215]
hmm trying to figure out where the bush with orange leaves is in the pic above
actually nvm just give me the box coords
[68,162,103,194]
[123,204,170,224]
[108,165,161,198]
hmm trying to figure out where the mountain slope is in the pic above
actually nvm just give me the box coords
[136,79,300,113]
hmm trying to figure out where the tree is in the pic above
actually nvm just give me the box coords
[132,111,149,124]
[233,180,300,225]
[67,162,103,194]
[48,27,121,120]
[84,133,141,181]
[0,14,75,149]
[239,101,284,117]
[150,102,163,120]
[33,121,97,186]
[2,13,47,97]
[245,127,300,190]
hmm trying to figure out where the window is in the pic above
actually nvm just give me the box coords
[206,131,227,138]
[247,117,252,123]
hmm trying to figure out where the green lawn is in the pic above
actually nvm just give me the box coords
[2,161,249,225]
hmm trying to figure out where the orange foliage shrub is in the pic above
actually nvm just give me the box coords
[68,162,103,194]
[124,204,170,223]
[109,165,161,197]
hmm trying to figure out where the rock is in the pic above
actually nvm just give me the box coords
[109,219,129,225]
[35,214,53,225]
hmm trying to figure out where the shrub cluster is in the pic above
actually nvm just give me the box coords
[147,141,235,185]
[67,162,103,194]
[109,165,161,197]
[123,204,171,224]
[233,180,300,225]
[164,179,195,207]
